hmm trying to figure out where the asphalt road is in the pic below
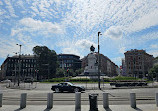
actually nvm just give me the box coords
[0,82,158,105]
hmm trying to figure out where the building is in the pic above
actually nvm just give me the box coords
[124,49,154,78]
[0,69,2,80]
[81,52,119,77]
[1,54,37,81]
[58,54,82,71]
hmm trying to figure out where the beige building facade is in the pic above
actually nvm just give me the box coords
[124,49,154,78]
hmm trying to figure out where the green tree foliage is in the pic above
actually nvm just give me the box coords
[64,69,75,77]
[149,65,158,80]
[56,68,65,77]
[75,68,84,76]
[33,46,58,79]
[69,69,75,77]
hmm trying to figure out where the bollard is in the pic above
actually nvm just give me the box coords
[103,93,109,109]
[0,93,3,107]
[156,93,158,107]
[75,92,81,111]
[130,93,136,108]
[47,93,53,109]
[20,93,27,109]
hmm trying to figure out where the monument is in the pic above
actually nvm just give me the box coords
[84,45,98,76]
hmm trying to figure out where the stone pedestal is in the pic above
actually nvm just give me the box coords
[84,53,98,78]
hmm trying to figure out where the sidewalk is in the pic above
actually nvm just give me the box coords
[0,104,158,111]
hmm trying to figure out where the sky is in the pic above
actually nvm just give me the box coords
[0,0,158,66]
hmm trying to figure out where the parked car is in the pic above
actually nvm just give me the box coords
[51,82,85,93]
[1,79,11,83]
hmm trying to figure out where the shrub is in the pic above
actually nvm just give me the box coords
[110,76,140,81]
[70,78,90,82]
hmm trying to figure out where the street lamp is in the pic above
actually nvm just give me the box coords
[13,52,19,85]
[98,32,102,90]
[16,44,22,86]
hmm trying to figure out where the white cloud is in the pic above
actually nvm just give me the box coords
[119,46,126,54]
[11,18,64,37]
[140,32,158,41]
[62,48,79,55]
[0,34,41,59]
[61,47,84,59]
[4,0,17,17]
[125,9,158,33]
[104,26,123,40]
[150,44,158,49]
[56,39,95,58]
[0,38,19,58]
[75,39,97,50]
[148,50,158,57]
[30,0,65,19]
[60,43,83,58]
[61,0,158,39]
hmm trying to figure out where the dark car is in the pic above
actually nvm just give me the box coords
[51,82,85,93]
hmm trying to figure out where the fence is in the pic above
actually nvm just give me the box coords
[0,92,158,110]
[6,82,37,90]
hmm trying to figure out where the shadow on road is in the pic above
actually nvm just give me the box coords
[104,107,142,111]
[14,108,22,111]
[104,108,112,111]
[134,107,143,111]
[44,108,52,111]
[54,91,85,93]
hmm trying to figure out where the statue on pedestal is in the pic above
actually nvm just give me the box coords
[84,45,98,76]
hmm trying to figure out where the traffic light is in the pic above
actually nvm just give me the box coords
[67,69,69,73]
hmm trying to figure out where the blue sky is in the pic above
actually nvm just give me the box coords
[0,0,158,66]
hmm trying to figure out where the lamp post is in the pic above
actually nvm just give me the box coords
[13,52,18,85]
[16,44,22,86]
[98,32,102,90]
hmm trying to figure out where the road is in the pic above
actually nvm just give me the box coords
[0,82,158,105]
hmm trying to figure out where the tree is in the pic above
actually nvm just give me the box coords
[68,69,75,77]
[65,69,75,77]
[75,68,84,76]
[149,65,158,81]
[33,46,58,80]
[56,68,65,77]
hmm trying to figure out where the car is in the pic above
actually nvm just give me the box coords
[1,79,11,83]
[51,82,85,93]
